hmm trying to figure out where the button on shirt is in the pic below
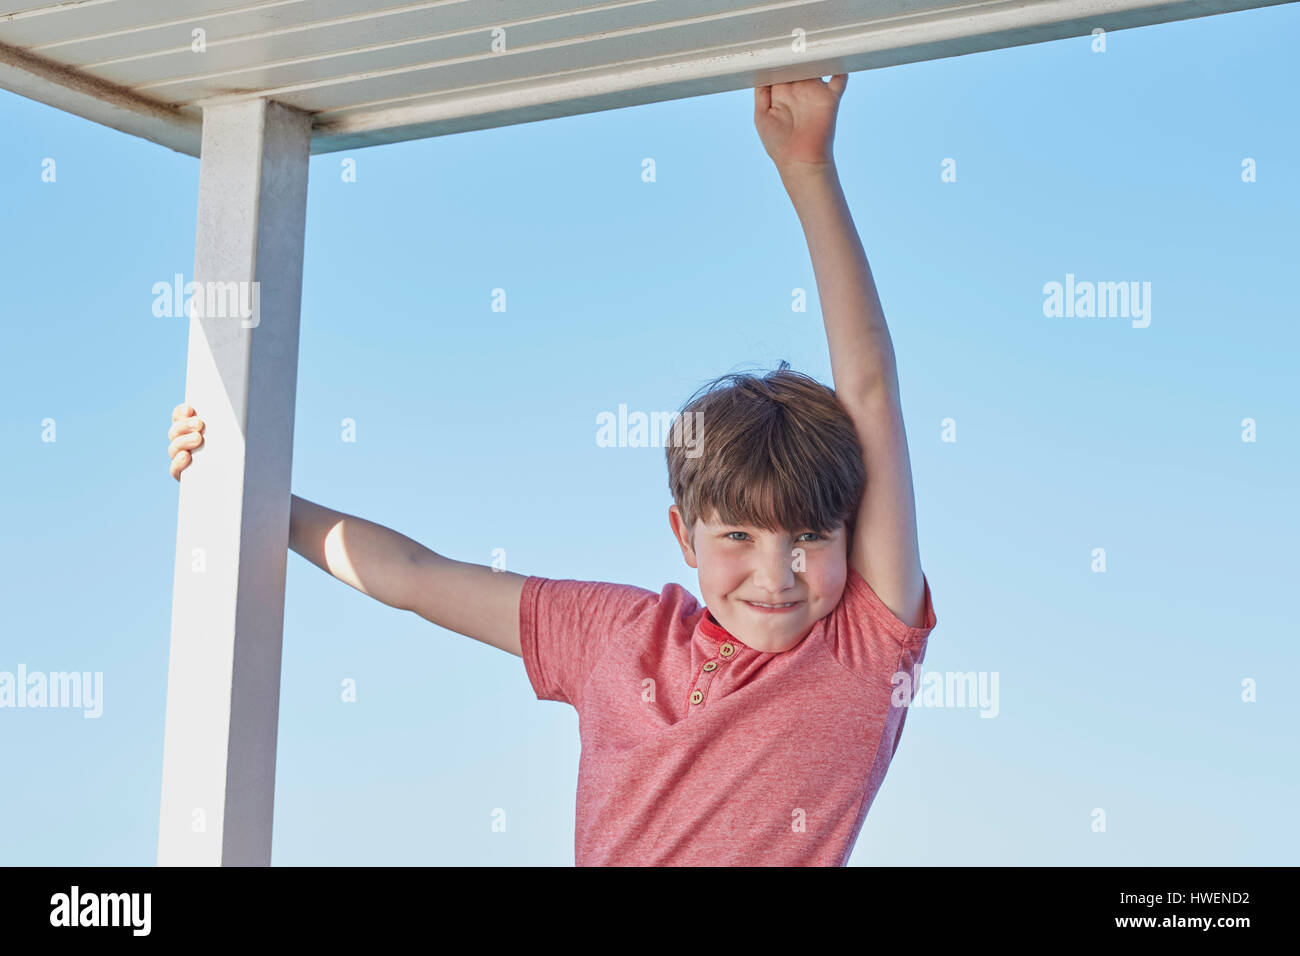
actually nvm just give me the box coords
[518,564,937,866]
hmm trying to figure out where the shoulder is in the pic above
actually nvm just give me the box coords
[521,575,700,626]
[819,564,936,684]
[838,564,936,645]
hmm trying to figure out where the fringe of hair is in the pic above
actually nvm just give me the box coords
[665,361,865,548]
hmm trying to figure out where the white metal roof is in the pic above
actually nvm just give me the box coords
[0,0,1289,156]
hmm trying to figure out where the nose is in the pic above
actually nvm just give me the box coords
[751,540,797,595]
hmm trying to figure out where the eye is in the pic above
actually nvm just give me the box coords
[725,531,751,541]
[798,532,825,542]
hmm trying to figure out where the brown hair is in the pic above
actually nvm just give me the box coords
[665,361,866,550]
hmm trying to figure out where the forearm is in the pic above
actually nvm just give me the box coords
[780,162,900,402]
[289,493,428,609]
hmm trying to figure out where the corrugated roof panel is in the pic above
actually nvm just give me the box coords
[0,0,1290,156]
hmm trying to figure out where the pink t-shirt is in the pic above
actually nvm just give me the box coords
[518,564,937,866]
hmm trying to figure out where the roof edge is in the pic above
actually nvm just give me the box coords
[0,37,201,156]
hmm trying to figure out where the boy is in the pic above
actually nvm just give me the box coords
[167,74,936,866]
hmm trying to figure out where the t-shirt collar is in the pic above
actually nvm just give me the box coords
[700,607,749,647]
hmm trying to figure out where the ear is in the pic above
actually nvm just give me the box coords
[668,505,699,569]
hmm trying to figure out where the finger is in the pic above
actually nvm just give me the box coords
[829,73,848,97]
[170,450,189,480]
[754,84,771,114]
[168,416,204,441]
[172,402,193,422]
[168,432,203,459]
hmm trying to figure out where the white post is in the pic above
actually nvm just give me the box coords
[158,99,311,866]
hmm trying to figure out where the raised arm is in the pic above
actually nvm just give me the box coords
[754,76,927,629]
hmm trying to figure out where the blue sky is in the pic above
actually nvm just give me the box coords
[1,5,1296,865]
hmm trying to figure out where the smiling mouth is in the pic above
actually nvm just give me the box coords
[742,600,802,610]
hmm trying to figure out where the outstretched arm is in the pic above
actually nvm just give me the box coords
[755,75,927,628]
[167,403,527,655]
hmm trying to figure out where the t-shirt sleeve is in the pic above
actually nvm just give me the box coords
[824,564,937,689]
[517,575,660,709]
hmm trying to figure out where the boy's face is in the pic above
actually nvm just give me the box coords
[668,505,848,654]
